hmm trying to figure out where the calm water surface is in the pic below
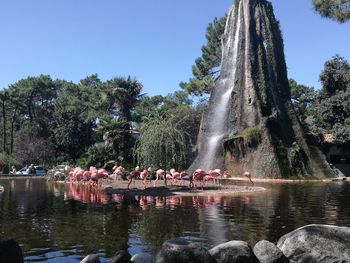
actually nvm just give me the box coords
[0,178,350,262]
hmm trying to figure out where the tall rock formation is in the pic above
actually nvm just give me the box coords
[191,0,339,179]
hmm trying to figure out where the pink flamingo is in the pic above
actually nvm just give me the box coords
[169,169,181,185]
[169,169,189,185]
[203,174,214,185]
[128,166,140,189]
[192,169,208,189]
[140,167,151,188]
[244,171,254,185]
[223,171,231,178]
[111,165,125,180]
[83,171,92,183]
[208,169,222,185]
[154,169,165,187]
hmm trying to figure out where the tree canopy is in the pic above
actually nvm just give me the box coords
[309,55,350,144]
[312,0,350,23]
[289,79,317,122]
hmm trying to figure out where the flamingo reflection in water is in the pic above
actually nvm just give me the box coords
[65,183,109,205]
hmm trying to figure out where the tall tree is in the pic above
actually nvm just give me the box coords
[135,115,188,171]
[99,76,143,163]
[103,76,143,122]
[312,0,350,23]
[319,54,350,97]
[180,16,227,96]
[135,98,202,170]
[9,75,59,137]
[50,81,98,161]
[289,79,317,122]
[0,91,10,153]
[311,55,350,144]
[80,74,101,88]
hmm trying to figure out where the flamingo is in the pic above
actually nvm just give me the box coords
[169,168,181,185]
[83,171,92,183]
[128,166,140,189]
[208,169,222,185]
[244,171,254,185]
[111,165,125,180]
[140,167,151,188]
[153,169,165,187]
[203,174,214,185]
[223,170,231,178]
[192,169,208,189]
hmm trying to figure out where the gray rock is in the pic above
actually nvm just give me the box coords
[277,224,350,263]
[154,238,216,263]
[253,240,289,263]
[0,239,23,263]
[109,250,131,263]
[209,240,258,263]
[80,254,101,263]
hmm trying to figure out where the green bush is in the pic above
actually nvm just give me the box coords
[0,153,20,174]
[77,143,114,169]
[240,126,262,146]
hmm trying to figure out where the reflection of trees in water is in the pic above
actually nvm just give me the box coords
[2,180,350,259]
[0,180,140,258]
[0,179,51,252]
[135,196,200,253]
[265,182,350,243]
[211,195,269,246]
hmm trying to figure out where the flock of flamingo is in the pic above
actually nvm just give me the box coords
[54,165,254,189]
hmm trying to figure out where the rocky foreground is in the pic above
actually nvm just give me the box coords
[2,224,350,263]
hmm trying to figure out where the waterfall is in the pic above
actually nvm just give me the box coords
[190,0,338,179]
[190,1,243,171]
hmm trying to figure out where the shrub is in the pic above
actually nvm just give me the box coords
[240,126,262,146]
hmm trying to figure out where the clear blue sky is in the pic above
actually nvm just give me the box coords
[0,0,349,96]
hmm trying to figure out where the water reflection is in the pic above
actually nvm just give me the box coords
[1,179,350,262]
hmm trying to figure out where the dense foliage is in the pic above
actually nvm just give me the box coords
[312,0,350,23]
[289,79,317,123]
[0,74,202,171]
[135,92,202,170]
[290,55,350,145]
[309,55,350,144]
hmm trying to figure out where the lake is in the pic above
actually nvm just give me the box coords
[0,178,350,262]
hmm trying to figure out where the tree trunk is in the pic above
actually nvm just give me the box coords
[2,101,7,153]
[10,108,17,154]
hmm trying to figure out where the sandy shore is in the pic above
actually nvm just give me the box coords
[102,179,266,197]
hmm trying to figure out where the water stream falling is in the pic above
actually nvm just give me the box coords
[190,1,243,171]
[190,0,338,178]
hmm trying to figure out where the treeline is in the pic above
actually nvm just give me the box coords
[289,55,350,145]
[1,9,349,172]
[1,53,348,174]
[0,74,203,172]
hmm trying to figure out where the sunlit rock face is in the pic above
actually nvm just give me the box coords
[191,0,336,179]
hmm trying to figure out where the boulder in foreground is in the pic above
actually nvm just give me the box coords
[209,240,258,263]
[277,224,350,263]
[253,240,289,263]
[154,238,216,263]
[0,239,23,263]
